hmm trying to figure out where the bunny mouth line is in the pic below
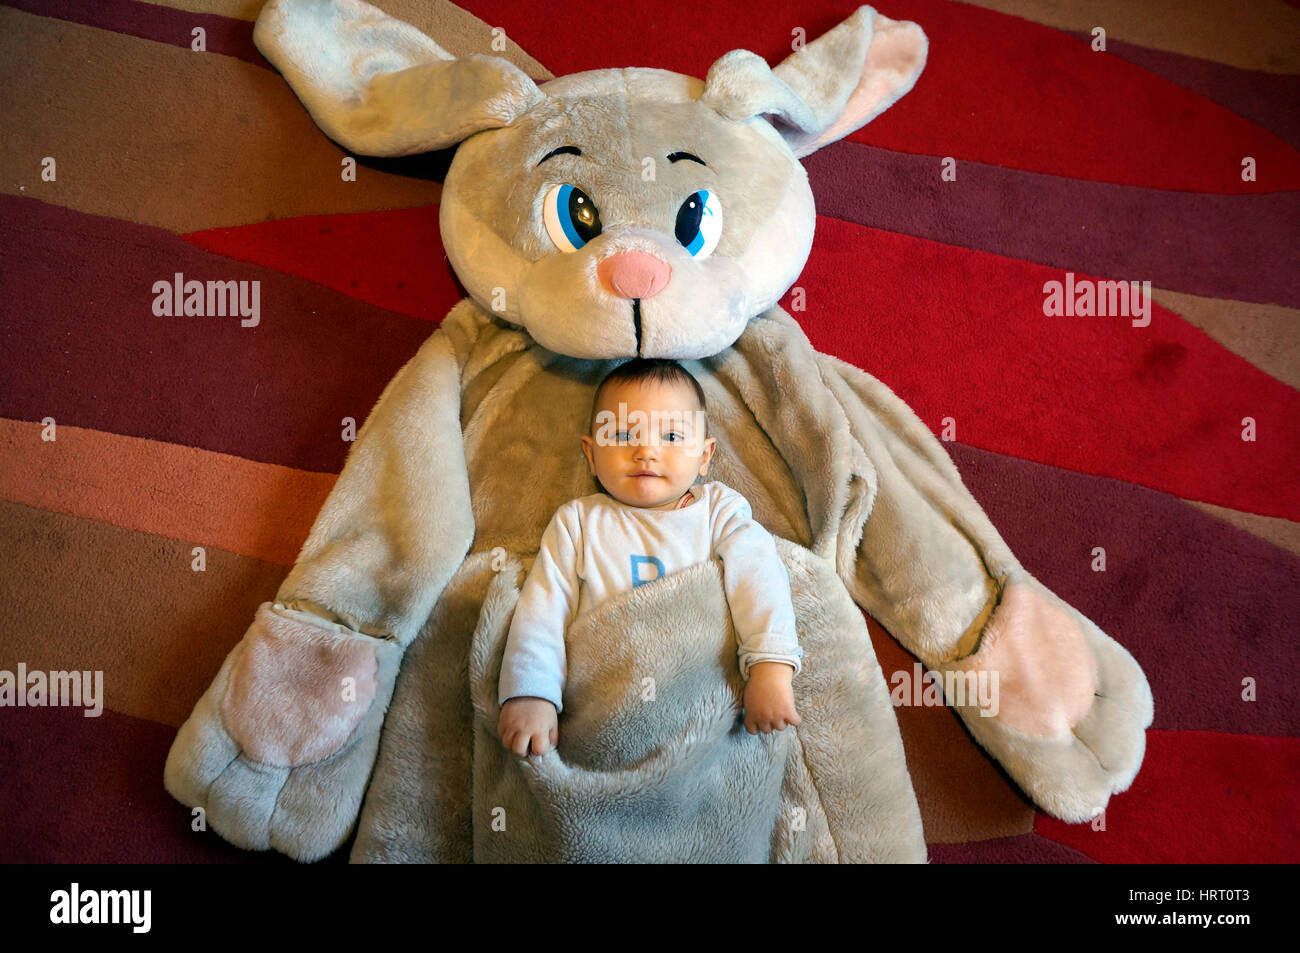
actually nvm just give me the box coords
[633,298,643,355]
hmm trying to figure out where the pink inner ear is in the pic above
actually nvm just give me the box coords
[793,17,926,157]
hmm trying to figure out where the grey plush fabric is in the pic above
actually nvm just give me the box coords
[164,0,1152,864]
[346,301,929,863]
[355,444,924,864]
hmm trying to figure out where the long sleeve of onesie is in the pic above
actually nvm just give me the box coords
[712,493,804,680]
[497,505,581,713]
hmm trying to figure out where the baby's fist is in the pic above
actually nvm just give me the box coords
[742,662,801,734]
[498,696,558,756]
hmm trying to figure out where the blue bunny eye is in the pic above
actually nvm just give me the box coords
[543,184,602,252]
[675,190,722,258]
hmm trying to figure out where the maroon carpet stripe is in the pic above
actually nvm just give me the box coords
[948,441,1300,738]
[1064,30,1300,152]
[805,142,1300,309]
[1,0,269,69]
[0,195,435,473]
[928,833,1096,863]
[0,705,348,863]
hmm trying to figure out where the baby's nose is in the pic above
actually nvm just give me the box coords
[597,251,670,299]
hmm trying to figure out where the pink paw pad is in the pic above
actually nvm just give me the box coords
[948,583,1098,739]
[221,603,380,767]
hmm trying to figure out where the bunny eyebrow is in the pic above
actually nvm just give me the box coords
[536,146,707,168]
[537,146,582,165]
[667,152,707,166]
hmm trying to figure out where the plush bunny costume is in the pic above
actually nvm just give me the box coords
[164,0,1153,863]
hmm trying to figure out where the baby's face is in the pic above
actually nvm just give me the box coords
[581,379,716,510]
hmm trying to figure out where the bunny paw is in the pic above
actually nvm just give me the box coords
[933,578,1154,823]
[164,602,401,861]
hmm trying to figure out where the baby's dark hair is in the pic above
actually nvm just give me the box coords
[588,358,708,439]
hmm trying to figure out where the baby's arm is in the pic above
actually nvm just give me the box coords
[712,493,803,733]
[497,506,581,756]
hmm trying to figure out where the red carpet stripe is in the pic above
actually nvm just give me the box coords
[786,216,1300,521]
[182,206,461,323]
[947,441,1300,738]
[0,706,348,863]
[1061,30,1300,151]
[0,0,269,69]
[458,0,1300,192]
[805,142,1300,309]
[1035,730,1300,863]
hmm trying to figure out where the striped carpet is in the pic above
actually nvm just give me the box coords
[1,0,1296,864]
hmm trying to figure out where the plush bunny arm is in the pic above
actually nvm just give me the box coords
[272,311,479,648]
[815,353,1008,662]
[253,0,542,156]
[165,301,483,861]
[818,352,1152,823]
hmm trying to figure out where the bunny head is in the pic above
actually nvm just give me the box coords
[253,0,927,359]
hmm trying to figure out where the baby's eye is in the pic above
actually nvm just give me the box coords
[615,430,631,443]
[663,431,683,443]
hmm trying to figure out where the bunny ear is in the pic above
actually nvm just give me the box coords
[253,0,543,157]
[701,5,927,159]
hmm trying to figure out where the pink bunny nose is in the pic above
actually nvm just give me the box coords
[597,251,671,299]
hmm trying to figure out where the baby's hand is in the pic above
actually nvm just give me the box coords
[498,696,559,756]
[742,662,801,734]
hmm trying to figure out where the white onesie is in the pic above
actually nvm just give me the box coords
[498,480,803,713]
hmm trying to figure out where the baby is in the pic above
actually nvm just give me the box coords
[496,357,803,758]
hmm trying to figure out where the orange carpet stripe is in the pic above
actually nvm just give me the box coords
[960,0,1300,74]
[0,5,442,232]
[0,418,333,567]
[0,498,285,729]
[1150,289,1300,392]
